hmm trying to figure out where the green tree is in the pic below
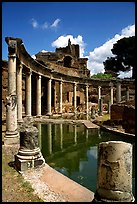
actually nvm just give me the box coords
[103,36,135,79]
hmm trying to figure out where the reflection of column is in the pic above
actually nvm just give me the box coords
[86,84,89,114]
[59,80,62,114]
[47,123,52,154]
[116,82,121,103]
[26,70,32,116]
[37,123,41,150]
[5,39,19,144]
[47,78,52,115]
[36,75,41,116]
[74,82,77,114]
[74,125,77,144]
[86,128,88,141]
[54,124,57,141]
[17,63,23,122]
[59,123,63,150]
[126,86,129,101]
[94,141,134,202]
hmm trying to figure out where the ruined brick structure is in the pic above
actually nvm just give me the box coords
[35,39,90,77]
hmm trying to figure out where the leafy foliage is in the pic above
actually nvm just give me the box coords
[103,36,135,78]
[91,72,115,79]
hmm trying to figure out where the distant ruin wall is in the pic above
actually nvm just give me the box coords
[110,103,135,134]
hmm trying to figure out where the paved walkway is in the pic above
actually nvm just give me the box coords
[83,121,100,129]
[22,163,94,202]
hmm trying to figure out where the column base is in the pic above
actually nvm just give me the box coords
[36,115,41,118]
[17,118,24,123]
[4,130,19,145]
[15,148,45,171]
[94,189,135,202]
[46,112,52,116]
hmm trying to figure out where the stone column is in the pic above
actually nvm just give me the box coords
[98,86,101,100]
[54,82,56,113]
[26,70,32,117]
[110,84,113,105]
[59,80,62,114]
[5,39,19,145]
[17,63,23,122]
[116,82,121,103]
[126,86,129,101]
[94,141,134,202]
[98,86,103,115]
[86,84,89,115]
[36,75,41,116]
[73,82,77,114]
[47,78,52,115]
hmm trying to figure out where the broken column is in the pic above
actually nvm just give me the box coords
[94,141,134,202]
[15,125,45,171]
[5,38,19,145]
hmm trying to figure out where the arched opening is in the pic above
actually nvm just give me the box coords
[64,56,72,68]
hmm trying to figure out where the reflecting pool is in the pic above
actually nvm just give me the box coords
[37,123,135,196]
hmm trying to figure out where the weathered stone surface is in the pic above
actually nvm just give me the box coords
[94,141,134,202]
[15,124,45,171]
[20,126,39,149]
[110,103,135,134]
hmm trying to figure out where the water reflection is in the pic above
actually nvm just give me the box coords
[37,123,135,195]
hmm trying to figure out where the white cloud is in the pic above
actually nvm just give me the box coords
[41,50,48,53]
[31,54,36,59]
[30,18,61,30]
[52,35,86,57]
[30,18,39,28]
[88,24,135,78]
[42,22,48,29]
[50,18,61,28]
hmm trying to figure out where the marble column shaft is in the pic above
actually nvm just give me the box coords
[59,80,62,113]
[6,52,19,140]
[98,86,101,100]
[17,63,23,122]
[86,84,89,114]
[116,82,121,103]
[36,75,41,116]
[126,86,129,101]
[73,82,77,113]
[47,78,52,115]
[110,85,113,105]
[26,70,32,116]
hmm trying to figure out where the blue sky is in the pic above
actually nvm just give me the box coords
[2,2,135,77]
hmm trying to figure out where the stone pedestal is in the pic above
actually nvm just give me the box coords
[94,141,134,202]
[15,125,45,171]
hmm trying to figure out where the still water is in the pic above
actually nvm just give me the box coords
[37,123,135,196]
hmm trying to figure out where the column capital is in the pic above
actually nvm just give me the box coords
[36,74,41,79]
[26,69,32,75]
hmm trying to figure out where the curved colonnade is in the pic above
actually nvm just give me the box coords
[5,37,134,144]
